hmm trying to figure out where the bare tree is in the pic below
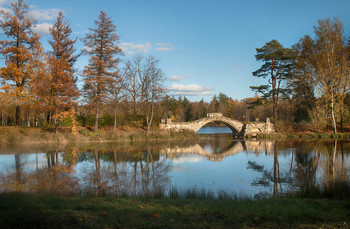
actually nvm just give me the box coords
[123,55,165,132]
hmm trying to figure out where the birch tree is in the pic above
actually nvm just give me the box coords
[296,18,349,133]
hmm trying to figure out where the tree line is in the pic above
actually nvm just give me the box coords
[0,0,164,133]
[1,0,349,134]
[250,18,350,133]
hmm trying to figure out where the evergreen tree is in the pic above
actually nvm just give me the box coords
[250,40,297,125]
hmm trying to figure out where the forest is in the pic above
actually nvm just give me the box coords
[1,0,350,134]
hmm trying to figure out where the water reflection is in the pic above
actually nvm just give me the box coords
[0,137,349,197]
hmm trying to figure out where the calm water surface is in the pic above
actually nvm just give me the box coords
[0,127,349,197]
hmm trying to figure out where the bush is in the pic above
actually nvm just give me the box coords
[123,114,145,128]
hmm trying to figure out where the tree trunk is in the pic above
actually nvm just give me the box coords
[27,112,30,127]
[330,92,337,134]
[340,104,344,133]
[146,102,155,134]
[113,106,117,132]
[15,105,21,126]
[95,107,100,132]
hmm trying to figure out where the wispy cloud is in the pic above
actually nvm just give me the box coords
[120,42,152,55]
[168,75,192,82]
[26,6,60,21]
[168,83,214,96]
[155,43,175,52]
[120,42,179,55]
[32,22,52,36]
[0,0,10,14]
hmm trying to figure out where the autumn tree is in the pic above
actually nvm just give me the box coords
[0,0,40,125]
[296,18,350,133]
[250,40,297,126]
[43,11,79,129]
[82,11,122,131]
[27,40,48,126]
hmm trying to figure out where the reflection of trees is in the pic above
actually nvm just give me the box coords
[0,145,171,196]
[78,145,172,196]
[247,142,294,196]
[293,142,320,190]
[1,140,349,197]
[0,148,80,195]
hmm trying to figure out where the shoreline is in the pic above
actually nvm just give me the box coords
[249,132,350,140]
[0,126,205,146]
[1,126,350,146]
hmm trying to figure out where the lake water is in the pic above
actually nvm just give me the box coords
[0,127,349,198]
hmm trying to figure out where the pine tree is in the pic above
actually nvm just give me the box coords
[250,40,297,126]
[82,11,122,131]
[0,0,40,125]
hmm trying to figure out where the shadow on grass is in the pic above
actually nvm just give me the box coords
[1,192,350,228]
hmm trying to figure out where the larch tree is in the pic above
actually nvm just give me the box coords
[82,11,122,132]
[0,0,40,126]
[250,40,297,126]
[46,11,79,129]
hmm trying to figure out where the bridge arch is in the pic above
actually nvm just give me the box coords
[159,113,274,136]
[191,117,244,134]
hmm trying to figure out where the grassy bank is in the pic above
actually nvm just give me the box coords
[0,192,349,228]
[250,132,350,140]
[0,126,202,146]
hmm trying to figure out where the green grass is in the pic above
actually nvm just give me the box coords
[0,192,349,228]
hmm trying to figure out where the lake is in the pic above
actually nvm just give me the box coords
[0,127,349,198]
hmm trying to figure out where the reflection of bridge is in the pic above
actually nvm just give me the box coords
[160,113,274,136]
[160,141,274,161]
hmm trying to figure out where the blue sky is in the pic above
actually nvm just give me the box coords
[1,0,350,101]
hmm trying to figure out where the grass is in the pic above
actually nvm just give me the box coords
[251,132,350,140]
[0,126,201,146]
[0,192,349,228]
[288,178,350,200]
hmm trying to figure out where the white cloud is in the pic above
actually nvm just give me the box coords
[0,0,10,14]
[32,23,52,36]
[120,42,152,55]
[168,75,191,82]
[168,83,214,96]
[155,43,175,52]
[168,75,184,81]
[120,42,179,55]
[26,7,60,21]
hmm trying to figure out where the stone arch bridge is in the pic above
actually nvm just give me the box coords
[160,113,274,136]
